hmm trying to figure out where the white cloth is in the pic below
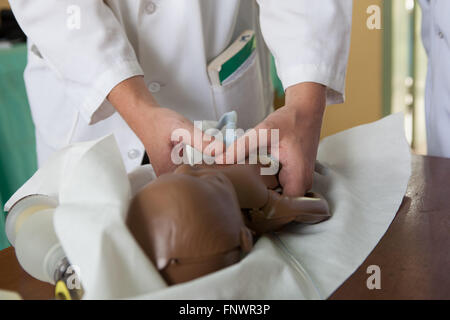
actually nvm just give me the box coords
[5,113,411,299]
[9,0,352,171]
[419,0,450,158]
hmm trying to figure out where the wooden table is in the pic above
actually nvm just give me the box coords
[1,155,449,300]
[329,155,450,299]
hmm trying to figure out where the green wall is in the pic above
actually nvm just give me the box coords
[0,44,37,249]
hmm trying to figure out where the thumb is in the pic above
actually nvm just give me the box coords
[221,123,272,165]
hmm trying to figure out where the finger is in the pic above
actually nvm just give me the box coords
[151,145,179,176]
[278,151,309,197]
[204,137,226,158]
[223,123,272,165]
[174,121,226,158]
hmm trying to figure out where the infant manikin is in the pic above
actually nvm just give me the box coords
[126,164,330,285]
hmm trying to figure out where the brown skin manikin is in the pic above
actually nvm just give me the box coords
[183,164,331,235]
[126,165,253,285]
[127,164,330,285]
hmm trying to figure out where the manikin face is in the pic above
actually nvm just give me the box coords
[127,164,252,285]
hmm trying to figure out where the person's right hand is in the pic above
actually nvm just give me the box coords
[140,106,221,175]
[108,76,222,175]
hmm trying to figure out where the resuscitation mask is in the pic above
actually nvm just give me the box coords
[5,194,83,299]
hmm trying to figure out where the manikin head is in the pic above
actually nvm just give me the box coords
[127,163,330,285]
[126,164,253,285]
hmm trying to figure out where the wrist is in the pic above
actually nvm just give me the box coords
[108,76,162,140]
[285,82,326,119]
[108,76,160,112]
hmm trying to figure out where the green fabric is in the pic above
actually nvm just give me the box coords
[0,43,37,250]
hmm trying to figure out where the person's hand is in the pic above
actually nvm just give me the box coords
[108,76,222,175]
[222,82,326,196]
[140,107,220,175]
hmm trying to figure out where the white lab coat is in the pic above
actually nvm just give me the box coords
[419,0,450,158]
[9,0,352,172]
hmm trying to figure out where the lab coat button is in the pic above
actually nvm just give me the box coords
[438,31,444,39]
[148,82,161,93]
[128,149,141,160]
[145,2,157,14]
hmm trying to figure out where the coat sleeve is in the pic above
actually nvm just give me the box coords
[256,0,352,105]
[9,0,144,124]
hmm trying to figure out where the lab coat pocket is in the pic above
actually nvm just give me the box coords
[210,51,266,130]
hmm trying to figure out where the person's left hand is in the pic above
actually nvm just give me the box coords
[220,82,326,197]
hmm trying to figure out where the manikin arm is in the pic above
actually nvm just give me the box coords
[188,164,331,234]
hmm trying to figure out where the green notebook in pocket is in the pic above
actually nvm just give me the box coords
[207,29,256,86]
